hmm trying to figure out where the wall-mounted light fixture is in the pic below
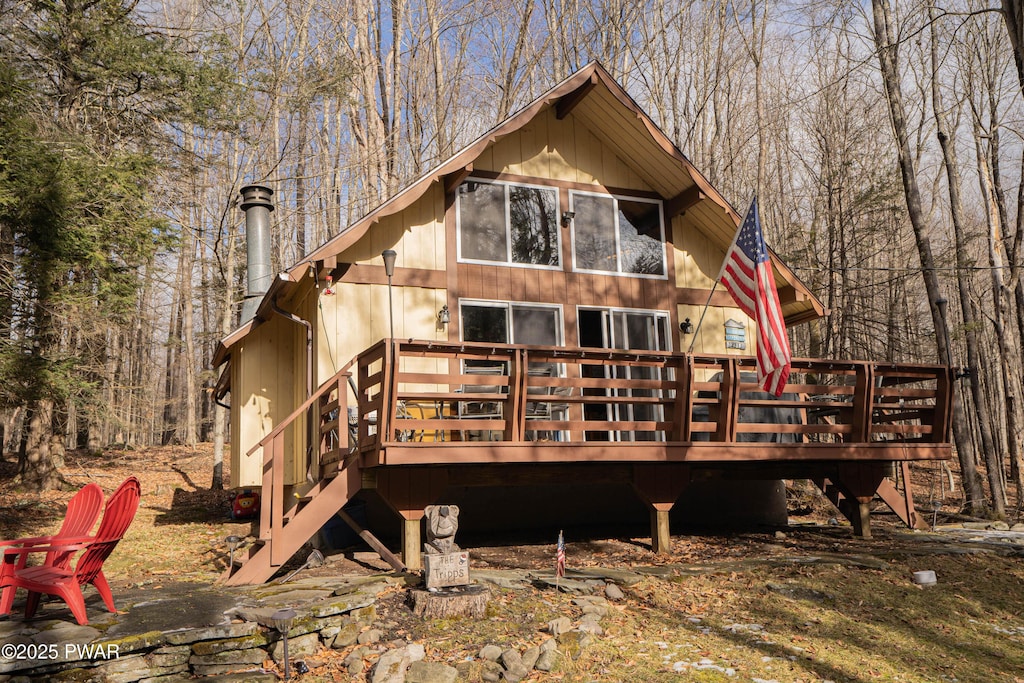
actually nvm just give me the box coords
[437,304,450,326]
[679,317,694,334]
[561,211,575,227]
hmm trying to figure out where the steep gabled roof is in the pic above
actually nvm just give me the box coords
[216,61,823,369]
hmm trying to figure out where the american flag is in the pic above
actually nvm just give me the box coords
[719,197,792,396]
[556,530,565,577]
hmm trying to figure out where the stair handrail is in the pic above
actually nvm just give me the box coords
[246,359,357,458]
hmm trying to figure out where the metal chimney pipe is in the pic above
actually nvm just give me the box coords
[239,184,274,322]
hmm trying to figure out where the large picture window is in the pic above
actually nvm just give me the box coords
[571,191,665,277]
[458,180,560,267]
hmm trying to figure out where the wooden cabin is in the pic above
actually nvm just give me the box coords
[214,62,953,585]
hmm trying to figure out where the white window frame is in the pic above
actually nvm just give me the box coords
[456,178,563,271]
[569,189,668,279]
[458,299,565,347]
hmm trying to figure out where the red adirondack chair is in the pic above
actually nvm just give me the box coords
[0,476,141,625]
[0,481,104,615]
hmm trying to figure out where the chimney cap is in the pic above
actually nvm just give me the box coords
[240,184,274,212]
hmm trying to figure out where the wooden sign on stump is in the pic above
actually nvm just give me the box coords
[424,551,470,589]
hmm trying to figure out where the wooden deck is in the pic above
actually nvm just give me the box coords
[224,339,953,585]
[354,339,953,462]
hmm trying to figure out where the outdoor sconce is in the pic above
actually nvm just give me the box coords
[561,211,575,227]
[271,608,297,680]
[438,304,450,326]
[680,318,694,334]
[224,535,242,576]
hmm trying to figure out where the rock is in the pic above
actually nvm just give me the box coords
[345,647,369,676]
[581,603,609,618]
[1011,523,1024,532]
[269,632,319,663]
[568,567,644,586]
[546,617,572,636]
[500,648,530,680]
[535,649,561,671]
[145,644,191,668]
[406,660,459,683]
[358,628,384,644]
[479,644,503,661]
[372,645,423,683]
[604,583,625,600]
[332,621,362,648]
[164,622,257,645]
[775,530,787,540]
[190,631,273,656]
[481,660,504,681]
[371,650,407,683]
[539,638,557,652]
[521,645,540,670]
[577,615,603,635]
[556,631,592,659]
[189,647,267,676]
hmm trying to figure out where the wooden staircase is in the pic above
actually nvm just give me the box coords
[223,365,375,586]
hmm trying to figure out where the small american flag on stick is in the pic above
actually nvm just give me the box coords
[556,530,566,578]
[719,197,792,396]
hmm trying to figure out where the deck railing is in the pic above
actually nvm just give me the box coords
[352,339,954,454]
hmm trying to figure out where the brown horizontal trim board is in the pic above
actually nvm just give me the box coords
[376,442,952,466]
[466,169,663,200]
[338,264,446,289]
[676,287,735,307]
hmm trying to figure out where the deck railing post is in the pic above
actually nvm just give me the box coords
[715,357,739,442]
[507,348,524,442]
[852,363,875,443]
[670,355,693,441]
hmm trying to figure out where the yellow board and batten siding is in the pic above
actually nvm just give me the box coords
[316,184,450,417]
[230,313,307,489]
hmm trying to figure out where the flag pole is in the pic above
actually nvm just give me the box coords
[685,199,749,354]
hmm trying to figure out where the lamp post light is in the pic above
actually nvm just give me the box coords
[382,249,397,344]
[270,608,297,680]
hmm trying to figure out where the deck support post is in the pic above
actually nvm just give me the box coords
[632,465,691,554]
[376,467,450,573]
[401,517,423,571]
[830,463,887,539]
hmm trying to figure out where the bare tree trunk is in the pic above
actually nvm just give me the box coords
[927,4,986,512]
[871,0,999,514]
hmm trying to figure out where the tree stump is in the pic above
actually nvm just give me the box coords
[408,585,491,619]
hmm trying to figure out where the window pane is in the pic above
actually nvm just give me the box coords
[461,305,508,343]
[509,186,559,265]
[511,306,559,346]
[459,182,507,262]
[618,199,664,275]
[573,194,617,272]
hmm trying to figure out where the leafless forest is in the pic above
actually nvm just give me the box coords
[2,0,1024,514]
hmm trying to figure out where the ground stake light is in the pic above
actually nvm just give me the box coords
[271,608,297,680]
[225,535,242,576]
[280,548,325,583]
